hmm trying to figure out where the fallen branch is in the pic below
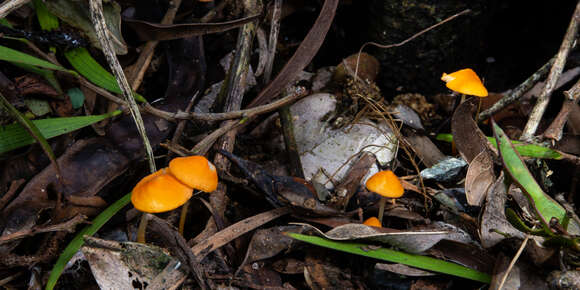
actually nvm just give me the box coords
[0,215,86,244]
[521,1,580,141]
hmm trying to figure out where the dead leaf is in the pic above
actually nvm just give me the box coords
[295,222,470,254]
[480,172,526,248]
[465,151,495,206]
[451,97,496,163]
[82,237,187,290]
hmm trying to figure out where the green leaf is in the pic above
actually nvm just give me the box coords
[492,121,580,234]
[0,110,121,154]
[64,48,146,102]
[0,92,60,174]
[67,87,85,109]
[33,0,59,31]
[286,233,491,284]
[46,193,132,290]
[435,133,563,159]
[0,45,75,75]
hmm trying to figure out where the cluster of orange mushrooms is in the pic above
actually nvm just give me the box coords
[131,155,218,213]
[131,68,486,229]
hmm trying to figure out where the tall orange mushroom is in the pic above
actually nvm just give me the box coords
[366,170,404,224]
[441,68,488,120]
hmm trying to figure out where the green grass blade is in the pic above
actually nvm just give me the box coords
[435,133,563,159]
[64,48,146,102]
[492,121,580,234]
[0,110,121,154]
[33,0,59,31]
[0,45,75,75]
[286,233,491,284]
[46,192,132,290]
[0,92,59,174]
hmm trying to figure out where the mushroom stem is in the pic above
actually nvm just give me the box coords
[178,200,190,235]
[378,197,387,225]
[137,213,150,243]
[475,98,482,122]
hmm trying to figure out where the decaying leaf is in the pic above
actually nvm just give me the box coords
[82,237,187,290]
[465,151,495,206]
[295,222,472,254]
[480,172,526,248]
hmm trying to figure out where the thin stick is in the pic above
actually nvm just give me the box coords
[143,85,307,121]
[521,1,580,141]
[0,0,30,19]
[354,9,471,80]
[497,235,529,290]
[544,76,580,140]
[264,0,282,83]
[478,57,554,121]
[89,0,156,173]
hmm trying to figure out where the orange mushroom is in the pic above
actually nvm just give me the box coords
[169,155,218,193]
[441,68,488,97]
[366,170,404,224]
[363,216,382,227]
[131,168,193,213]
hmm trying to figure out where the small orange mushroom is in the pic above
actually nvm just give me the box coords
[131,168,193,213]
[363,217,382,227]
[441,68,488,97]
[169,155,218,193]
[366,170,404,224]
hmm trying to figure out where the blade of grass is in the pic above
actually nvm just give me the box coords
[46,192,132,290]
[286,233,491,284]
[0,110,121,154]
[492,121,580,234]
[0,45,76,75]
[64,48,146,102]
[0,92,61,177]
[436,133,563,160]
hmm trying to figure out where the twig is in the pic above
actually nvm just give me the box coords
[521,2,580,141]
[543,76,580,140]
[264,0,282,83]
[478,57,555,121]
[0,179,24,211]
[497,235,529,290]
[0,215,86,244]
[354,9,471,80]
[144,86,306,121]
[0,0,30,19]
[89,0,156,173]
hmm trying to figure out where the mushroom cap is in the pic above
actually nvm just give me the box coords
[169,155,218,192]
[363,217,381,227]
[441,68,488,97]
[131,168,193,213]
[365,170,404,198]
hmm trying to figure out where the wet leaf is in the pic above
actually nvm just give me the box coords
[286,233,491,283]
[492,120,580,234]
